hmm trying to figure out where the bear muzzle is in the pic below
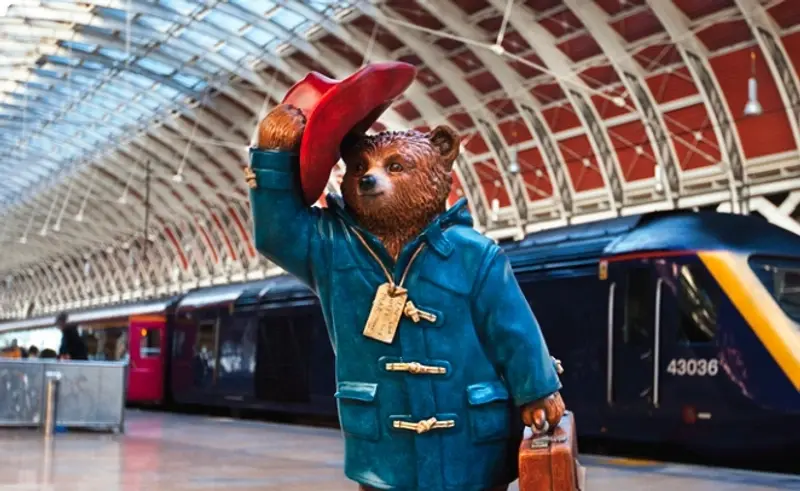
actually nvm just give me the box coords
[358,174,382,196]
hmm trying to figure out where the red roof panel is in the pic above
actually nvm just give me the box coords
[517,147,554,200]
[499,118,534,145]
[696,20,753,52]
[607,120,657,182]
[447,111,477,131]
[429,86,460,107]
[769,1,800,29]
[645,68,699,104]
[673,0,735,20]
[594,0,646,16]
[486,98,520,119]
[610,9,665,43]
[543,104,582,133]
[663,103,721,171]
[453,0,491,15]
[556,33,604,62]
[466,70,504,94]
[558,135,606,191]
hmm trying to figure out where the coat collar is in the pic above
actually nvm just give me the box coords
[325,195,472,260]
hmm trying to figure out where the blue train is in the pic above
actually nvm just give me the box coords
[2,210,798,456]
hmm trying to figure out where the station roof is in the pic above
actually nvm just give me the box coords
[1,0,800,317]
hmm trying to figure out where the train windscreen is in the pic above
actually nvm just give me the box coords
[750,257,800,324]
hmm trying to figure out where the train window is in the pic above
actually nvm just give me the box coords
[623,267,655,346]
[139,328,162,358]
[675,265,718,343]
[749,257,800,324]
[195,320,217,368]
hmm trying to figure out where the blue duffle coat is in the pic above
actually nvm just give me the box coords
[248,149,561,491]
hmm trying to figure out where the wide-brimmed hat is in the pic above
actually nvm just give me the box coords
[281,61,417,204]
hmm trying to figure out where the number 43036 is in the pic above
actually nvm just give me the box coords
[666,358,719,376]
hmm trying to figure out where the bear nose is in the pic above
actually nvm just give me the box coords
[359,175,377,192]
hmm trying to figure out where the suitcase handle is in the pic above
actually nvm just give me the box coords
[529,410,570,448]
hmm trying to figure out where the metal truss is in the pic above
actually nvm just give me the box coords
[646,0,749,213]
[563,0,681,205]
[2,0,800,316]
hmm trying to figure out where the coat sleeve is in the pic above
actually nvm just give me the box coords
[248,148,324,289]
[470,244,562,407]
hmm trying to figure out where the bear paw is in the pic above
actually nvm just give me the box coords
[257,104,306,152]
[521,391,565,431]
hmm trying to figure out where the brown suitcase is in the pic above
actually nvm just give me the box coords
[518,411,586,491]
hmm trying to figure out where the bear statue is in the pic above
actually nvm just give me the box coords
[245,62,565,491]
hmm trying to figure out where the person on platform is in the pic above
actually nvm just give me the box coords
[56,312,88,361]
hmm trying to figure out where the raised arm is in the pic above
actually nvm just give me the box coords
[471,244,565,428]
[247,104,322,288]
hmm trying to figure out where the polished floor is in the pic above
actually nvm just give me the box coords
[0,410,798,491]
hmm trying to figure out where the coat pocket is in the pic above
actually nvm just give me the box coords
[335,381,380,442]
[466,381,512,443]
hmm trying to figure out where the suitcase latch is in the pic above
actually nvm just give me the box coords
[530,433,568,449]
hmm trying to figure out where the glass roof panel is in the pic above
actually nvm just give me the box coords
[205,10,248,32]
[46,55,80,67]
[26,82,50,91]
[159,0,202,16]
[179,29,222,50]
[154,84,180,99]
[218,43,249,63]
[243,27,277,46]
[306,0,344,12]
[69,73,95,85]
[103,84,137,100]
[82,60,106,71]
[80,25,117,38]
[99,47,133,63]
[136,57,175,77]
[194,59,222,73]
[138,15,176,34]
[95,7,128,22]
[120,71,157,89]
[234,0,277,16]
[61,41,97,53]
[157,44,196,64]
[139,97,162,111]
[172,73,204,90]
[0,0,345,208]
[271,9,306,30]
[32,68,60,79]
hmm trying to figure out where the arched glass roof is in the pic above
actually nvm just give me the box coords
[0,0,343,205]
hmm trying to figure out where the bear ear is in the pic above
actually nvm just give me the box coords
[428,125,460,170]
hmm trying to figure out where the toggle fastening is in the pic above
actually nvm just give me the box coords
[385,361,446,375]
[403,301,437,323]
[393,417,455,434]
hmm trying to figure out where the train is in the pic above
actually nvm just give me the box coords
[1,210,798,456]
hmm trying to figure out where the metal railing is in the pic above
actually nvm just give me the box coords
[0,359,127,434]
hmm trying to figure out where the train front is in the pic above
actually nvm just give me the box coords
[698,247,800,414]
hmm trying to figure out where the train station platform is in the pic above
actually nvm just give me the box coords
[1,410,798,491]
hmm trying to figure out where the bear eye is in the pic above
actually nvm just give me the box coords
[387,162,404,173]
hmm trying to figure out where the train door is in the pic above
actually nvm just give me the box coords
[606,259,659,411]
[128,315,165,403]
[653,258,721,418]
[255,309,312,404]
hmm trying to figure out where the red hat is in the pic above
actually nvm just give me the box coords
[281,61,417,205]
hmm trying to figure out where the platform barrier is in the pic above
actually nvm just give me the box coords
[0,359,127,434]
